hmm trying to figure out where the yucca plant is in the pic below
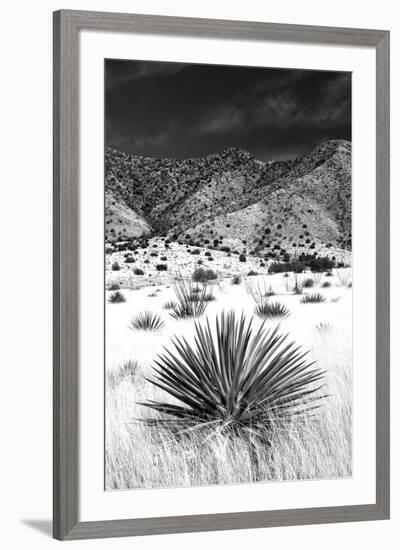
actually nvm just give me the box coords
[300,292,326,304]
[139,311,326,434]
[128,311,165,331]
[255,301,290,319]
[163,300,178,310]
[301,277,314,288]
[170,279,209,319]
[108,290,126,303]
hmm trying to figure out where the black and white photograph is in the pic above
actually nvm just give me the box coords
[104,59,352,491]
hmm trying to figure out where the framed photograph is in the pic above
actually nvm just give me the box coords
[53,10,390,541]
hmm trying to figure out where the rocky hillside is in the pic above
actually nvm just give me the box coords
[105,140,351,260]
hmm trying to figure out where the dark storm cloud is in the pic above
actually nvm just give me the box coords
[105,59,351,161]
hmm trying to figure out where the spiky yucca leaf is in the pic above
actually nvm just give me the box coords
[139,311,325,431]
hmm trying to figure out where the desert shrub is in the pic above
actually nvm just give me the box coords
[192,267,217,283]
[163,300,178,310]
[325,271,333,277]
[140,312,324,433]
[150,252,158,257]
[268,261,304,274]
[231,274,242,285]
[105,247,114,255]
[128,311,165,331]
[247,270,258,276]
[111,262,120,271]
[156,264,168,271]
[108,291,126,304]
[205,251,211,257]
[239,253,246,262]
[308,256,335,272]
[125,256,135,263]
[191,249,200,255]
[220,246,231,253]
[133,268,144,275]
[208,256,214,261]
[108,282,120,291]
[300,293,326,304]
[302,277,314,288]
[255,301,290,319]
[321,281,331,288]
[160,256,168,261]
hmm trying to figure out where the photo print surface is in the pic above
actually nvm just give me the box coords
[105,59,352,490]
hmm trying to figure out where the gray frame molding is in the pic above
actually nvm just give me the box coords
[53,9,390,541]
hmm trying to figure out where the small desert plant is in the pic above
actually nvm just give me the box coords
[128,311,165,331]
[111,261,120,271]
[255,301,290,319]
[108,290,126,303]
[300,293,326,304]
[336,268,352,287]
[107,360,139,389]
[108,282,120,291]
[311,272,323,285]
[315,322,333,333]
[231,274,242,285]
[302,277,314,288]
[140,312,325,433]
[170,279,210,319]
[239,253,246,262]
[331,296,341,303]
[163,300,178,310]
[247,270,258,276]
[321,281,331,288]
[133,268,144,275]
[125,256,135,263]
[156,264,168,271]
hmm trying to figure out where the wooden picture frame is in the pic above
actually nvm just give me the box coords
[53,9,390,540]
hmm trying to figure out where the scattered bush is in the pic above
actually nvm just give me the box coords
[125,256,135,263]
[108,291,126,303]
[128,311,165,331]
[192,268,217,283]
[111,262,120,271]
[239,253,246,262]
[156,264,168,271]
[269,261,304,274]
[247,270,258,276]
[321,281,331,288]
[231,274,242,285]
[300,293,326,304]
[133,268,144,275]
[108,282,120,291]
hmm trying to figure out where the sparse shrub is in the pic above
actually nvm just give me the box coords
[239,253,246,262]
[302,277,314,288]
[300,293,326,304]
[163,300,178,310]
[140,312,324,433]
[133,268,144,275]
[308,256,335,272]
[128,311,165,331]
[125,256,135,263]
[255,301,290,319]
[321,281,331,288]
[108,282,120,291]
[208,256,214,261]
[108,291,126,303]
[247,270,258,276]
[231,274,242,285]
[160,256,168,261]
[111,261,120,271]
[192,267,217,283]
[156,264,168,271]
[191,249,200,255]
[105,247,114,255]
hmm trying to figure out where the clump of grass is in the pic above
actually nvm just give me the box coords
[231,274,242,285]
[128,311,165,331]
[107,360,139,389]
[170,279,210,319]
[163,300,178,310]
[311,272,323,285]
[255,301,290,319]
[336,268,352,287]
[108,290,126,303]
[321,281,331,288]
[302,277,314,288]
[315,322,333,333]
[140,312,325,434]
[133,268,144,276]
[300,293,326,304]
[331,296,341,303]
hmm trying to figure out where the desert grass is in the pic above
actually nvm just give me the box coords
[336,268,352,287]
[106,331,351,489]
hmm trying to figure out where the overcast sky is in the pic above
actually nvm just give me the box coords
[105,59,351,162]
